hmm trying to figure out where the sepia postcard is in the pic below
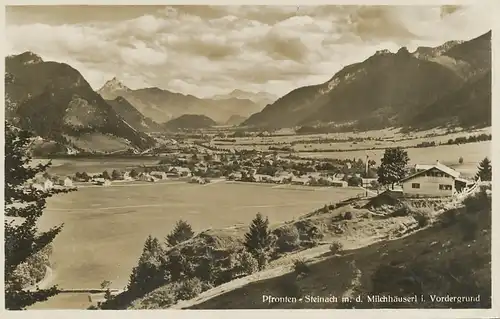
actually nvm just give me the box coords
[2,1,498,319]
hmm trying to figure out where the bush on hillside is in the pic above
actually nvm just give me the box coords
[134,289,176,309]
[232,250,259,277]
[463,189,491,214]
[275,225,301,253]
[329,241,344,255]
[410,207,434,228]
[293,258,311,276]
[166,220,195,247]
[344,211,353,220]
[174,277,205,301]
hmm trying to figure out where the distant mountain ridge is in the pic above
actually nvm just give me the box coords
[243,31,491,131]
[212,89,277,106]
[5,52,156,153]
[164,114,217,131]
[98,79,265,124]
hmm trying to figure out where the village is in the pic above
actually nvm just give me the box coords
[32,145,483,200]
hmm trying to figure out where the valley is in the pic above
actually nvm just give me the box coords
[4,5,492,313]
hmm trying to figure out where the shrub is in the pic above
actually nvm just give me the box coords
[458,157,464,164]
[329,241,344,255]
[411,207,434,228]
[166,220,194,247]
[347,176,363,187]
[137,289,175,309]
[344,211,353,220]
[275,225,301,253]
[174,277,205,301]
[463,189,491,214]
[232,250,259,276]
[293,258,310,276]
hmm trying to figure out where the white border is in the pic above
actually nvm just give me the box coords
[1,1,498,318]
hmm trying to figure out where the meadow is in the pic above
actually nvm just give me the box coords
[300,141,490,177]
[33,180,363,309]
[35,157,162,176]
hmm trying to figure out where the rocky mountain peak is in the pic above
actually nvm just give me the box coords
[100,77,130,92]
[8,51,44,65]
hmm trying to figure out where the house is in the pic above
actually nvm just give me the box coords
[33,177,53,191]
[93,178,111,186]
[291,177,309,185]
[150,171,167,180]
[331,180,348,188]
[189,176,207,184]
[400,161,473,197]
[59,177,73,187]
[138,173,157,182]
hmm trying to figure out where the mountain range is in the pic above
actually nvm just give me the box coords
[98,79,265,124]
[4,31,491,155]
[5,52,155,154]
[211,89,277,106]
[243,31,491,131]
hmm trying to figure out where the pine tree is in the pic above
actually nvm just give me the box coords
[4,122,75,310]
[243,213,273,257]
[475,157,492,181]
[165,220,194,246]
[128,235,167,293]
[102,170,111,180]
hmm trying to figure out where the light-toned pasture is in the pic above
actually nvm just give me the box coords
[33,180,363,309]
[34,157,162,176]
[213,127,491,152]
[301,141,490,177]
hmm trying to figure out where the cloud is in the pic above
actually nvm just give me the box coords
[5,5,490,98]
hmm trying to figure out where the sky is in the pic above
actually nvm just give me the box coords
[5,5,491,98]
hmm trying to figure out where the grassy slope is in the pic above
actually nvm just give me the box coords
[177,196,491,309]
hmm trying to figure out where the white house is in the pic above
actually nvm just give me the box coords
[33,177,53,191]
[61,177,73,187]
[150,171,167,180]
[138,173,157,182]
[400,161,472,197]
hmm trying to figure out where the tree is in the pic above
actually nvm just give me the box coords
[111,170,122,181]
[128,236,167,294]
[165,220,195,247]
[4,122,75,310]
[102,170,111,180]
[475,157,492,181]
[377,147,410,189]
[129,169,139,178]
[244,213,273,258]
[80,172,90,182]
[459,157,464,164]
[100,280,112,301]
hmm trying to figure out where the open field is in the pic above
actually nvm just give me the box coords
[32,180,363,309]
[212,127,491,151]
[33,157,162,176]
[301,141,490,178]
